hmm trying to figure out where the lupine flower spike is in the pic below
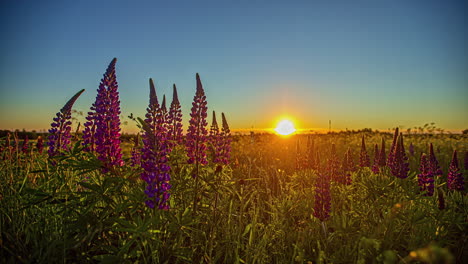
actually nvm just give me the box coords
[359,136,370,167]
[447,150,464,191]
[341,148,354,184]
[387,127,399,168]
[464,151,468,170]
[48,89,85,159]
[390,133,409,179]
[186,73,209,167]
[220,112,232,165]
[409,142,415,156]
[314,172,331,221]
[372,144,380,174]
[327,144,340,182]
[418,153,434,196]
[36,136,44,154]
[83,58,124,172]
[167,84,183,146]
[140,78,171,209]
[21,135,29,154]
[130,134,141,167]
[428,143,443,177]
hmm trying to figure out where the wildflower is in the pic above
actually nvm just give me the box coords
[418,153,434,196]
[428,143,443,177]
[82,58,124,172]
[130,134,141,167]
[219,112,232,165]
[378,137,386,167]
[390,134,409,179]
[387,127,399,168]
[21,135,29,154]
[447,150,464,191]
[306,136,316,169]
[313,173,331,221]
[186,73,208,167]
[341,148,354,184]
[48,89,85,159]
[359,136,370,167]
[327,144,340,182]
[464,151,468,170]
[372,144,380,173]
[36,136,44,154]
[140,78,171,209]
[409,142,415,156]
[167,84,183,146]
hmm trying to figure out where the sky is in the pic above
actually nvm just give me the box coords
[1,0,467,134]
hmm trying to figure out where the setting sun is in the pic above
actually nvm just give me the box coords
[275,119,296,136]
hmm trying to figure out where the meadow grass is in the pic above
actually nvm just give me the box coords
[1,132,467,263]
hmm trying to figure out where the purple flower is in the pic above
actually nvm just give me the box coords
[428,143,443,177]
[82,58,124,172]
[22,135,29,154]
[387,128,399,169]
[359,136,370,167]
[371,144,380,174]
[140,78,171,209]
[36,136,44,154]
[130,134,141,167]
[219,112,232,165]
[209,111,221,163]
[341,148,354,185]
[327,144,340,183]
[378,137,386,167]
[186,73,209,167]
[167,84,184,146]
[390,133,409,179]
[447,150,464,191]
[313,173,331,222]
[464,151,468,170]
[409,142,415,156]
[418,153,434,196]
[48,89,85,159]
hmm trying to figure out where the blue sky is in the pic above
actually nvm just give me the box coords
[1,0,467,133]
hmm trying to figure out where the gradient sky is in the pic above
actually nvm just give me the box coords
[1,0,467,133]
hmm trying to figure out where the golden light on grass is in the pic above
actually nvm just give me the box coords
[275,119,296,136]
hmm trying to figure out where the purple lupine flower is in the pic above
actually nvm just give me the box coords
[341,148,354,185]
[359,136,370,167]
[378,137,386,167]
[327,144,340,183]
[36,136,44,154]
[372,144,380,174]
[186,73,209,167]
[209,111,221,163]
[21,135,29,154]
[409,142,415,156]
[167,84,183,146]
[48,89,85,159]
[130,134,141,167]
[140,78,171,209]
[447,150,464,191]
[219,112,232,165]
[418,153,434,196]
[313,173,331,222]
[387,127,399,169]
[82,58,124,172]
[428,143,443,177]
[390,133,409,179]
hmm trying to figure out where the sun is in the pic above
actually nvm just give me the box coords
[275,119,296,136]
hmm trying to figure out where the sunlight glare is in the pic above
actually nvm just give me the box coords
[275,119,296,136]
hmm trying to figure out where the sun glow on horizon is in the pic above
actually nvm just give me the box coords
[275,119,296,136]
